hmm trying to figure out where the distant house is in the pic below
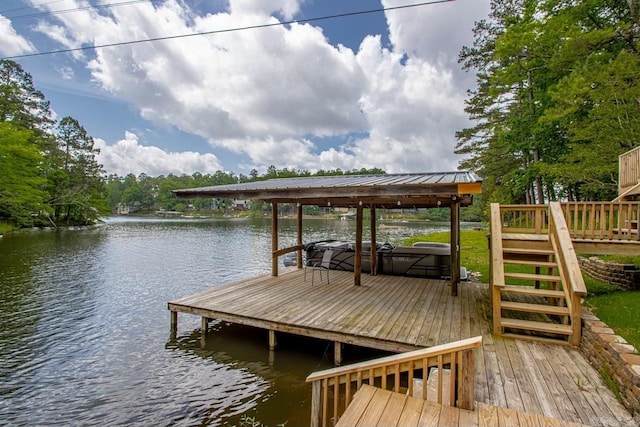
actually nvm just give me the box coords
[233,199,249,210]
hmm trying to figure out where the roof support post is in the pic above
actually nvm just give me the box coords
[450,196,461,296]
[370,205,377,275]
[297,203,303,268]
[354,203,363,286]
[272,202,278,276]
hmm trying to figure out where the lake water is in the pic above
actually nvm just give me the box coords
[0,216,465,426]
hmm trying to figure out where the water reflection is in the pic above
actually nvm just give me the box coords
[0,217,471,426]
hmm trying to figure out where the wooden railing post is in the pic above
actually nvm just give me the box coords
[310,380,321,427]
[458,348,475,411]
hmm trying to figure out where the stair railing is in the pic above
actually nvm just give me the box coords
[489,203,506,335]
[548,202,588,345]
[496,204,549,234]
[305,336,482,427]
[618,145,640,195]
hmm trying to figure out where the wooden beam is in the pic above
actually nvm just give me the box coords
[370,205,377,275]
[269,329,277,350]
[334,341,342,366]
[450,197,460,296]
[355,204,363,286]
[272,202,278,276]
[297,203,303,268]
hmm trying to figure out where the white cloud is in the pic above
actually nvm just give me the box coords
[95,132,223,176]
[58,66,75,80]
[229,0,305,20]
[0,16,36,56]
[27,0,489,175]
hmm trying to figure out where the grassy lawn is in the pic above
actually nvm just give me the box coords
[404,230,640,350]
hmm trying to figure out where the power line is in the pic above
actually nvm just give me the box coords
[2,0,455,60]
[0,0,152,21]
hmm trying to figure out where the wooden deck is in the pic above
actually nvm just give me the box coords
[336,384,588,427]
[168,269,635,426]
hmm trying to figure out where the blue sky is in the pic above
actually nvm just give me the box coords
[1,0,490,177]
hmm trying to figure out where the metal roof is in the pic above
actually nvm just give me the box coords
[173,171,482,208]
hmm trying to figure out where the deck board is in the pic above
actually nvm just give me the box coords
[168,269,635,426]
[337,385,591,427]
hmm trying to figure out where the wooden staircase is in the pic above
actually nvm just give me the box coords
[490,203,587,346]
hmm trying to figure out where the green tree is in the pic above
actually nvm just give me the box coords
[51,117,108,223]
[0,60,54,134]
[0,123,48,226]
[458,0,640,206]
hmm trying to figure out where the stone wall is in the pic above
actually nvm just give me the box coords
[581,309,640,421]
[578,256,640,290]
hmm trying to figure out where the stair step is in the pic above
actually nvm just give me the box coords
[500,301,570,316]
[503,248,554,256]
[501,318,573,335]
[501,333,571,346]
[501,286,565,299]
[504,272,562,282]
[503,259,557,268]
[502,233,550,242]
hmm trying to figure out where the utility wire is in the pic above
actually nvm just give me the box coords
[0,0,152,21]
[2,0,454,60]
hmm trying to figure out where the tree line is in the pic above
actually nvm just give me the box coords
[457,0,639,208]
[106,166,386,215]
[0,60,107,227]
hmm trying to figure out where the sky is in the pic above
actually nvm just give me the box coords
[1,0,491,177]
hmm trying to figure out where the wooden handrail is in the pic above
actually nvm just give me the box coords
[549,203,588,296]
[490,203,506,336]
[306,336,482,427]
[561,201,640,242]
[272,244,305,257]
[548,202,587,346]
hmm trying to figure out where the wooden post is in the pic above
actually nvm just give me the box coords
[370,205,377,275]
[310,380,322,427]
[458,349,475,410]
[170,311,178,339]
[450,197,461,296]
[201,317,208,347]
[297,203,303,268]
[334,341,342,366]
[269,329,277,350]
[354,203,363,286]
[272,202,278,277]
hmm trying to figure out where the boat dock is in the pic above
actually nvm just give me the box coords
[168,269,634,426]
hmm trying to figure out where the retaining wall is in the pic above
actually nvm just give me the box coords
[581,309,640,421]
[578,256,640,291]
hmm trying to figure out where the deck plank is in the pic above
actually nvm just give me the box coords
[376,390,408,427]
[396,395,425,427]
[515,340,563,420]
[504,338,544,415]
[417,400,442,427]
[334,383,377,427]
[355,387,392,426]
